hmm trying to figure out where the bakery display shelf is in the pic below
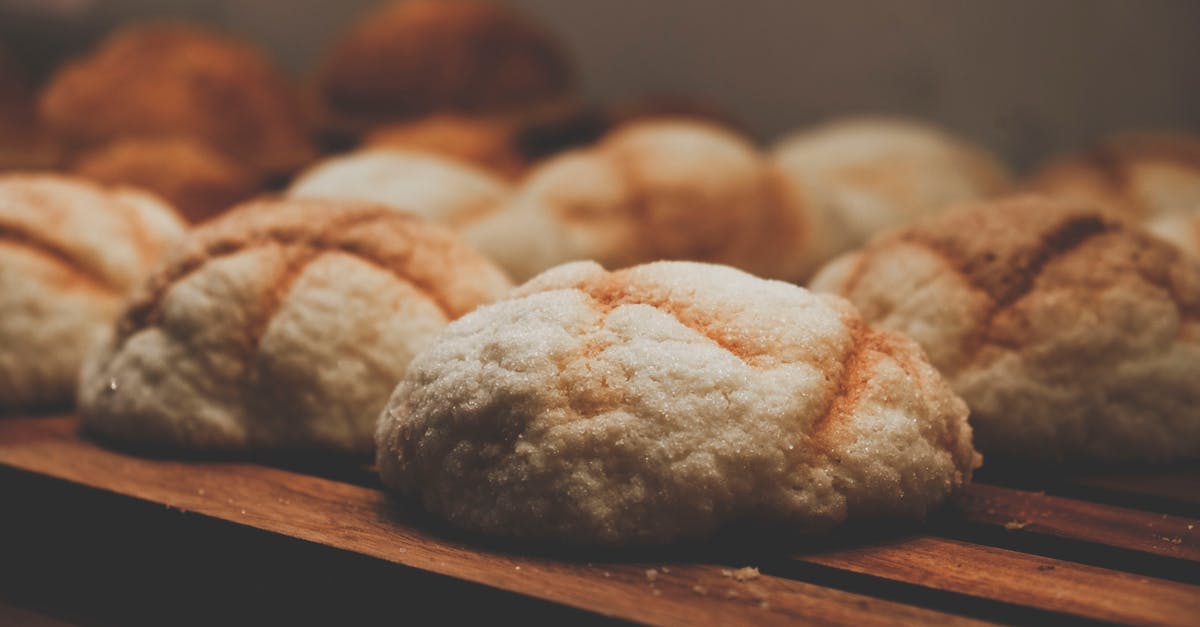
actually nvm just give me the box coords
[1,414,1197,626]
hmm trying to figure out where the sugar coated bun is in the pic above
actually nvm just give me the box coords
[288,148,510,227]
[39,23,315,175]
[1029,132,1200,219]
[811,195,1200,464]
[377,260,978,546]
[464,120,803,282]
[313,0,572,133]
[364,114,528,179]
[0,174,186,409]
[772,117,1011,275]
[1147,211,1200,258]
[72,136,258,223]
[80,199,513,454]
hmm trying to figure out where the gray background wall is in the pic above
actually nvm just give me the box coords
[3,0,1198,168]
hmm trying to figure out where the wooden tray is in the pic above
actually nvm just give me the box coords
[1,414,1197,626]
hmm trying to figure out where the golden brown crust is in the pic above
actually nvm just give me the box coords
[38,23,315,175]
[364,114,527,178]
[603,95,745,134]
[1029,133,1200,217]
[116,198,508,342]
[72,137,260,223]
[846,195,1200,362]
[312,0,573,130]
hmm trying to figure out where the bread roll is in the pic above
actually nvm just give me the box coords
[311,0,573,134]
[39,23,314,175]
[772,117,1011,276]
[0,174,186,409]
[79,199,512,454]
[811,196,1200,463]
[288,148,510,227]
[72,137,259,223]
[1147,211,1200,258]
[364,114,529,179]
[464,120,803,282]
[377,260,978,545]
[1029,132,1200,219]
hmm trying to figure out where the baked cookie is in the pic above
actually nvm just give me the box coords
[311,0,573,135]
[1029,132,1200,219]
[377,260,978,545]
[79,199,512,454]
[72,137,259,223]
[39,23,315,175]
[0,174,186,410]
[288,148,510,227]
[464,119,803,282]
[811,196,1200,463]
[772,117,1011,277]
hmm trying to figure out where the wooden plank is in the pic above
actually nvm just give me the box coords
[790,535,1200,626]
[959,483,1200,562]
[0,416,987,627]
[1068,470,1200,508]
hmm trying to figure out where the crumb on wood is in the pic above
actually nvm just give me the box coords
[724,566,760,581]
[645,568,658,582]
[651,589,662,596]
[758,600,771,610]
[691,585,707,595]
[660,566,670,573]
[1004,520,1029,530]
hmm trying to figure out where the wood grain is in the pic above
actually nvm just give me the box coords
[959,483,1200,562]
[0,416,986,627]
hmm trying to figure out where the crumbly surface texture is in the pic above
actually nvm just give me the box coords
[464,120,805,283]
[0,174,186,409]
[79,199,512,454]
[72,137,258,223]
[313,0,573,132]
[811,195,1200,463]
[1029,132,1200,219]
[288,148,510,228]
[39,23,315,175]
[772,117,1011,277]
[377,260,978,546]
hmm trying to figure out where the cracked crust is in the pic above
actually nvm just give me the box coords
[377,260,978,545]
[79,198,513,454]
[0,174,186,409]
[772,117,1012,278]
[311,0,573,134]
[72,137,259,223]
[464,119,807,282]
[1029,132,1200,219]
[39,23,315,175]
[287,148,511,228]
[811,195,1200,463]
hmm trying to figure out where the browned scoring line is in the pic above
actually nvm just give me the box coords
[809,320,867,437]
[0,221,120,292]
[0,415,987,627]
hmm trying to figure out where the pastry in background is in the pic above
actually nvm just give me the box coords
[1028,132,1200,219]
[39,23,315,176]
[0,44,58,171]
[288,148,510,227]
[464,119,803,282]
[377,260,979,546]
[772,117,1012,278]
[71,137,259,223]
[364,114,529,179]
[1147,211,1200,258]
[0,174,186,410]
[811,196,1200,464]
[79,199,512,454]
[603,94,745,134]
[311,0,574,136]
